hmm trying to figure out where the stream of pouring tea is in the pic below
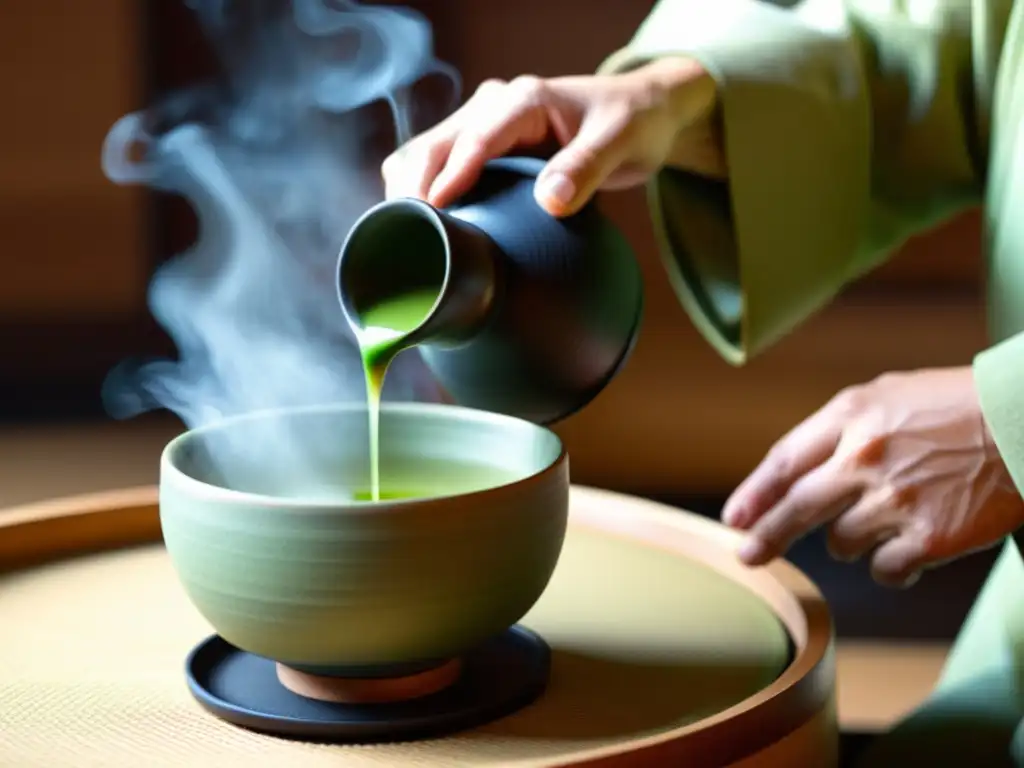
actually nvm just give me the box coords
[352,290,439,501]
[98,0,462,493]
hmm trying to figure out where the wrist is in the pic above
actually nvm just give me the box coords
[636,56,727,179]
[969,365,1001,458]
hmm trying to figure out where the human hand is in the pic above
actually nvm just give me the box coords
[724,367,1024,587]
[381,57,724,218]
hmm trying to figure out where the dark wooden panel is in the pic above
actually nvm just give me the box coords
[0,2,148,318]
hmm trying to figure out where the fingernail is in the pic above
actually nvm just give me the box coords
[738,536,767,565]
[898,571,921,589]
[534,172,575,213]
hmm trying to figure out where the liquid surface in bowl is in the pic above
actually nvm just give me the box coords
[350,489,421,501]
[221,456,522,503]
[348,457,522,502]
[353,289,439,502]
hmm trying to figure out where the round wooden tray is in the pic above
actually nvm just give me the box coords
[0,485,836,767]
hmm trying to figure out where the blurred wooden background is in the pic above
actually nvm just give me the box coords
[0,2,161,408]
[0,0,987,495]
[0,3,147,319]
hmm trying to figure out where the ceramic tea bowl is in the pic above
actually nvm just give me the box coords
[159,402,568,675]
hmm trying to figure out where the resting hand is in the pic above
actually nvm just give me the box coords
[724,367,1024,587]
[381,58,724,217]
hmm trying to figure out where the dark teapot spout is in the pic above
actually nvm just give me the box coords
[337,198,501,348]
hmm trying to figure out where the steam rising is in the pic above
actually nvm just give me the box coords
[101,0,460,492]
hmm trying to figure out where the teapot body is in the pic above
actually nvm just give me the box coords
[337,156,644,425]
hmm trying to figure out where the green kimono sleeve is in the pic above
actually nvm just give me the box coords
[971,9,1024,495]
[599,0,985,363]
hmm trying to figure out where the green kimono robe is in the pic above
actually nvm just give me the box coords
[602,0,1024,763]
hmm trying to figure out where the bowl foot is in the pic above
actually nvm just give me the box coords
[184,625,550,743]
[275,657,462,704]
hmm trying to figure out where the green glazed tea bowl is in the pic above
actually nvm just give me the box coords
[159,402,568,675]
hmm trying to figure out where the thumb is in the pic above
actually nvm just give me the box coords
[533,119,631,217]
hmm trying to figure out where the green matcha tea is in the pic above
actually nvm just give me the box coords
[238,455,519,504]
[351,489,420,501]
[347,457,521,502]
[353,288,440,501]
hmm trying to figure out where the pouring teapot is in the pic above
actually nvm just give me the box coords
[337,156,643,425]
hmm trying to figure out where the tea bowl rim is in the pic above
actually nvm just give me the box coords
[160,401,567,512]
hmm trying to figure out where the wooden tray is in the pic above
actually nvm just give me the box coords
[0,485,836,767]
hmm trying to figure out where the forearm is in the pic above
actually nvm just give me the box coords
[632,56,728,180]
[600,0,986,363]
